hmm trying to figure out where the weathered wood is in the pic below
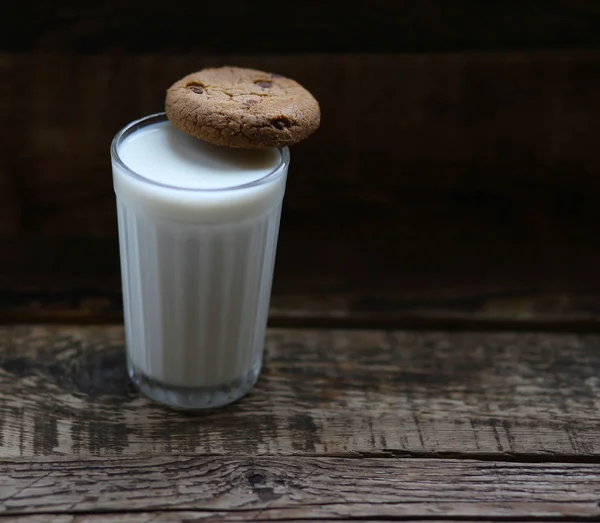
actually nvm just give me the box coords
[3,52,600,324]
[4,1,600,53]
[0,519,551,523]
[1,325,600,458]
[0,519,541,523]
[0,519,527,523]
[2,457,600,519]
[0,518,501,523]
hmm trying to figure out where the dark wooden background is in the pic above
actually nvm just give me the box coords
[2,1,600,328]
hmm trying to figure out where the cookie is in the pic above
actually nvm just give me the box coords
[165,66,320,149]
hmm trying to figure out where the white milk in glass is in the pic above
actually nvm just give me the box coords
[110,113,288,409]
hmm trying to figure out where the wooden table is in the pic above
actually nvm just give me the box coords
[1,324,599,521]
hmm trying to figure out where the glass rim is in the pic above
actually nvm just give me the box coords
[110,112,290,193]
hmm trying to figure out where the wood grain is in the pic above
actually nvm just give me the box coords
[0,519,552,523]
[0,519,555,523]
[0,519,526,523]
[3,1,600,53]
[2,457,600,519]
[3,52,600,324]
[1,325,600,458]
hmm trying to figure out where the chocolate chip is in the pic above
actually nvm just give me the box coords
[272,117,292,130]
[242,99,258,108]
[187,83,205,94]
[255,81,273,88]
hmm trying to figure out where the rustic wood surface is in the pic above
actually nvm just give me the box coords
[3,52,600,325]
[2,520,567,523]
[0,519,537,523]
[2,457,600,519]
[1,325,599,459]
[2,324,600,520]
[3,1,600,53]
[5,520,579,523]
[0,520,496,523]
[0,520,579,523]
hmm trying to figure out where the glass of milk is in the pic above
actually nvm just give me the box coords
[110,113,289,409]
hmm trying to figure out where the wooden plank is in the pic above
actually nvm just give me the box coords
[4,1,600,53]
[5,515,546,523]
[3,52,600,325]
[0,520,548,523]
[5,52,600,238]
[1,457,600,519]
[0,519,536,523]
[1,325,600,458]
[0,519,549,523]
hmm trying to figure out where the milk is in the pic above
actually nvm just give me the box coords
[111,113,288,409]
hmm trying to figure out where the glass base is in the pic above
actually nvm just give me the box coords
[128,360,261,410]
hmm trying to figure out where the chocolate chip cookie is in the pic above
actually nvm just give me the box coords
[165,66,320,149]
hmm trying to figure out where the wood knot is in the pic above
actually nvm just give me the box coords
[247,473,265,487]
[247,472,283,502]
